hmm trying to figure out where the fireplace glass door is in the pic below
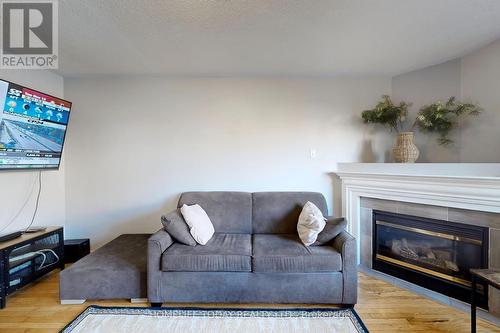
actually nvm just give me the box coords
[373,211,488,308]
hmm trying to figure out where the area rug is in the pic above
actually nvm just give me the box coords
[61,306,369,333]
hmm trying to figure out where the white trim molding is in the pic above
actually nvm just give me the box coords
[335,163,500,262]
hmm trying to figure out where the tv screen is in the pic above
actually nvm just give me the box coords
[0,79,71,170]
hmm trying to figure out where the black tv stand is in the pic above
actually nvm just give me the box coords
[0,227,64,309]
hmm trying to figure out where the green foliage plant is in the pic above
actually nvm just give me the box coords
[361,95,411,133]
[362,95,481,145]
[413,97,482,145]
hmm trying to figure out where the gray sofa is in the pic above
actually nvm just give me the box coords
[148,191,357,306]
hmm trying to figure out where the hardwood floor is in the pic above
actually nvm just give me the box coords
[0,270,498,333]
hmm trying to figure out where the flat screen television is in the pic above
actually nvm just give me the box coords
[0,79,71,170]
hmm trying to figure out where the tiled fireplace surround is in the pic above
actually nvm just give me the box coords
[360,198,499,310]
[336,163,500,321]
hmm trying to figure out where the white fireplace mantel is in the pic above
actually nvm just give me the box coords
[335,163,500,259]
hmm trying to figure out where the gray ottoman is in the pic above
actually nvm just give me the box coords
[60,234,150,304]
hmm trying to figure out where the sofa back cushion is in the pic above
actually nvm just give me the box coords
[177,192,252,234]
[252,192,328,234]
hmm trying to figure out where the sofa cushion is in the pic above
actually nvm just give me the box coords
[178,192,252,234]
[180,204,215,245]
[162,233,252,272]
[297,201,327,246]
[252,192,328,234]
[313,217,347,246]
[252,234,342,273]
[161,209,197,246]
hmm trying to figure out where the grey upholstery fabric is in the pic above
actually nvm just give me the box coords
[60,234,150,300]
[154,272,343,304]
[252,234,342,273]
[252,192,328,233]
[162,234,251,272]
[161,209,196,246]
[313,217,347,246]
[145,191,358,305]
[178,192,252,233]
[333,231,357,304]
[148,229,174,301]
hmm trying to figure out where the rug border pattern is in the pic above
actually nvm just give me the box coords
[61,305,369,333]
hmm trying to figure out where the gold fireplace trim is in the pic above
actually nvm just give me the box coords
[375,220,483,246]
[376,254,471,287]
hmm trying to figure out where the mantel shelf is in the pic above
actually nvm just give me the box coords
[336,163,500,180]
[334,162,500,268]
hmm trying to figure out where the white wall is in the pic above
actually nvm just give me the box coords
[392,59,462,162]
[0,70,66,234]
[391,39,500,162]
[64,77,391,247]
[460,40,500,162]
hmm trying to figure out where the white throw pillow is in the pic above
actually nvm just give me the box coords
[180,204,215,245]
[297,201,327,246]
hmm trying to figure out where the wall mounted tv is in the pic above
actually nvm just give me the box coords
[0,79,71,170]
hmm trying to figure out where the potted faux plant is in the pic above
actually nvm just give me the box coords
[361,95,418,163]
[362,95,481,163]
[413,97,482,145]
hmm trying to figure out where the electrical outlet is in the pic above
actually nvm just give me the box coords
[310,149,317,159]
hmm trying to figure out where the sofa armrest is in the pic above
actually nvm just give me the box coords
[332,230,355,256]
[148,229,173,302]
[332,230,357,305]
[149,229,173,254]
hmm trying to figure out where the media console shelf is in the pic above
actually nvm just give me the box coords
[0,227,64,309]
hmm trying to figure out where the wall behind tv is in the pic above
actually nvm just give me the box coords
[64,77,392,247]
[0,70,66,234]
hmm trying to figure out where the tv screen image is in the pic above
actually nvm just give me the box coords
[0,79,71,170]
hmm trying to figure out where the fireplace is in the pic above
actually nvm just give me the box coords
[372,210,489,309]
